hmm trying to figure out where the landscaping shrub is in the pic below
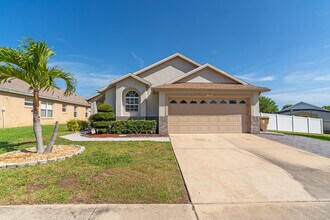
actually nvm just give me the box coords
[79,120,89,130]
[97,104,113,112]
[67,119,89,131]
[111,120,157,134]
[92,121,113,128]
[89,104,115,134]
[89,112,115,121]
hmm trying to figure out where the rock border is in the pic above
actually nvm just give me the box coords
[0,145,85,169]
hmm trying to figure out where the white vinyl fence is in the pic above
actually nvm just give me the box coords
[260,113,323,134]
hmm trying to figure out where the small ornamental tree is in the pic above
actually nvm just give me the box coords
[259,96,279,113]
[282,104,293,110]
[0,38,76,153]
[89,104,115,133]
[323,105,330,111]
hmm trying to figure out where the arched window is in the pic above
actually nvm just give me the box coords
[170,100,177,104]
[190,100,197,104]
[229,99,237,104]
[180,100,187,104]
[200,100,207,104]
[239,100,246,104]
[210,100,217,104]
[220,100,227,104]
[125,91,139,112]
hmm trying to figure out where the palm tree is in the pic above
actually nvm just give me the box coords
[0,38,76,153]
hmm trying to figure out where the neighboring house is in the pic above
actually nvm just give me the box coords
[87,53,270,134]
[278,101,330,133]
[0,79,90,128]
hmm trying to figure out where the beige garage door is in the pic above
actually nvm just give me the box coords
[168,98,250,133]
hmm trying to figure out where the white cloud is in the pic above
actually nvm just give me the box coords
[49,61,120,98]
[235,73,275,82]
[314,75,330,81]
[267,85,330,107]
[132,52,144,68]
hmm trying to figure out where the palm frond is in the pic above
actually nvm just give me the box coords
[47,66,77,96]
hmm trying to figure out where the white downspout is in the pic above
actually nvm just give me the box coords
[1,107,5,129]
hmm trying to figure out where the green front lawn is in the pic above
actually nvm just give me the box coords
[0,125,188,204]
[271,130,330,142]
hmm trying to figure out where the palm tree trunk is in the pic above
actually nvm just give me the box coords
[44,121,59,153]
[33,90,44,153]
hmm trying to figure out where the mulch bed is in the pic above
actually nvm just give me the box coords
[83,133,168,138]
[0,145,80,164]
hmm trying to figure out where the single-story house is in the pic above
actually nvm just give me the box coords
[278,101,330,133]
[0,79,91,128]
[87,53,270,134]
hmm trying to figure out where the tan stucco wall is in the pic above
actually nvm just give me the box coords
[138,57,198,86]
[105,87,116,112]
[178,67,238,84]
[0,91,90,128]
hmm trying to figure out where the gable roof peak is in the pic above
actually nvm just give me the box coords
[133,53,200,76]
[166,63,248,85]
[98,73,151,92]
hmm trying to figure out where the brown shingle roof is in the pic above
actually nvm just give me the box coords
[0,79,90,107]
[154,83,270,92]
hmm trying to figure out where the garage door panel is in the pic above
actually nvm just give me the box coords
[168,97,250,133]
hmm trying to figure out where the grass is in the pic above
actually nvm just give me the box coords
[271,130,330,142]
[0,125,188,204]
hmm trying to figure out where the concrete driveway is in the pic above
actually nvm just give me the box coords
[170,133,330,219]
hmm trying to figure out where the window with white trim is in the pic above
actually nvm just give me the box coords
[74,106,77,117]
[125,91,139,112]
[24,98,33,107]
[85,108,89,117]
[41,102,53,118]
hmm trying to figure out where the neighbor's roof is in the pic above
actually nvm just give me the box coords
[279,101,330,113]
[154,83,270,92]
[0,79,90,107]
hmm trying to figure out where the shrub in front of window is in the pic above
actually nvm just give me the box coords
[67,119,89,131]
[97,104,114,112]
[89,104,115,134]
[111,120,157,134]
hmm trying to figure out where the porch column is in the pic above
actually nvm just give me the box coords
[91,101,97,114]
[250,94,261,134]
[158,91,168,135]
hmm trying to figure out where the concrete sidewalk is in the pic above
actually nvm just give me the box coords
[61,133,170,142]
[0,204,196,220]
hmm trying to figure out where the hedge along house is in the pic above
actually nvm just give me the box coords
[87,53,270,135]
[0,79,91,128]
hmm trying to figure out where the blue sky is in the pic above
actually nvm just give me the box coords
[1,0,330,108]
